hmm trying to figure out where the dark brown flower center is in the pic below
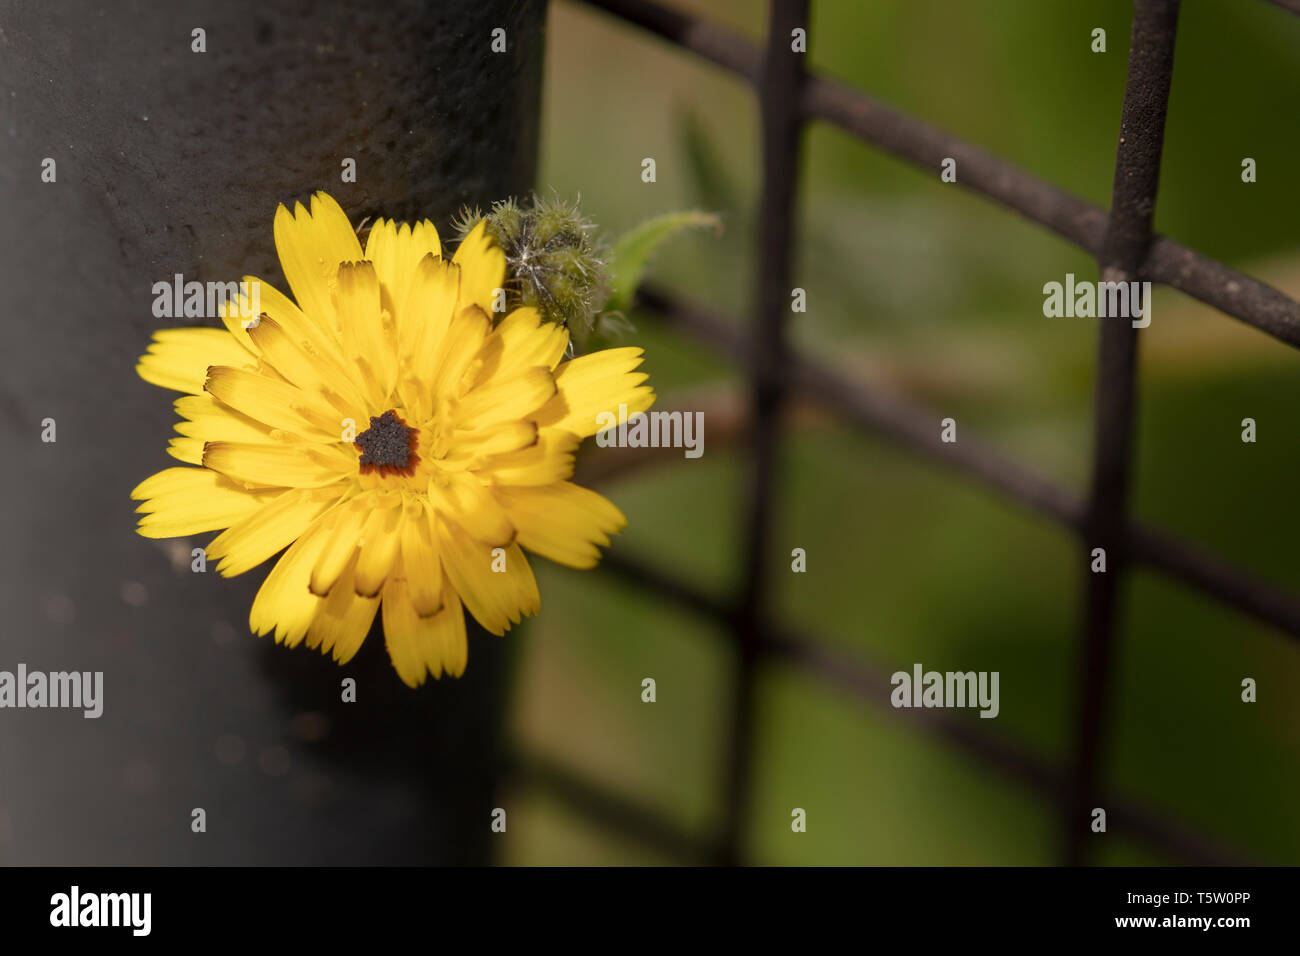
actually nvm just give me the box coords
[355,410,418,475]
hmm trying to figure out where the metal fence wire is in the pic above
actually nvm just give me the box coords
[510,0,1300,866]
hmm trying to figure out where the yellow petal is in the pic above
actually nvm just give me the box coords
[272,192,364,333]
[472,306,569,388]
[453,365,556,431]
[380,576,467,686]
[246,315,366,418]
[399,498,443,616]
[167,437,205,464]
[131,466,273,538]
[380,575,432,686]
[451,219,506,318]
[365,219,442,327]
[205,487,338,577]
[397,255,460,398]
[203,441,354,489]
[204,366,342,439]
[479,429,580,486]
[136,327,256,394]
[250,517,333,646]
[334,260,398,404]
[309,497,370,597]
[427,469,514,547]
[537,347,655,437]
[437,519,538,636]
[494,482,627,569]
[440,589,469,677]
[363,218,397,283]
[429,305,490,402]
[306,557,379,663]
[240,275,351,366]
[215,283,264,355]
[174,394,276,444]
[441,420,538,466]
[353,497,403,597]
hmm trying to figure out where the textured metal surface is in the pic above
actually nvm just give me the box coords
[0,0,544,864]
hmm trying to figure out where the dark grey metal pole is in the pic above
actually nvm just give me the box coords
[1063,0,1179,867]
[717,0,808,867]
[0,0,544,865]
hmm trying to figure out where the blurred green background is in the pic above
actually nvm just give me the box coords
[499,0,1300,864]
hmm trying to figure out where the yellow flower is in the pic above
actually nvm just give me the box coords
[132,192,654,685]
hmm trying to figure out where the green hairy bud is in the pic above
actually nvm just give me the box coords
[453,194,609,332]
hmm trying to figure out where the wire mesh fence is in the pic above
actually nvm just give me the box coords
[511,0,1300,865]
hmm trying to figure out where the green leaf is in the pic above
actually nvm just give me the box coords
[605,210,722,315]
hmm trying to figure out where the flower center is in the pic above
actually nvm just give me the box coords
[355,410,419,476]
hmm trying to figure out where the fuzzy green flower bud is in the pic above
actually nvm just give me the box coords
[454,194,609,332]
